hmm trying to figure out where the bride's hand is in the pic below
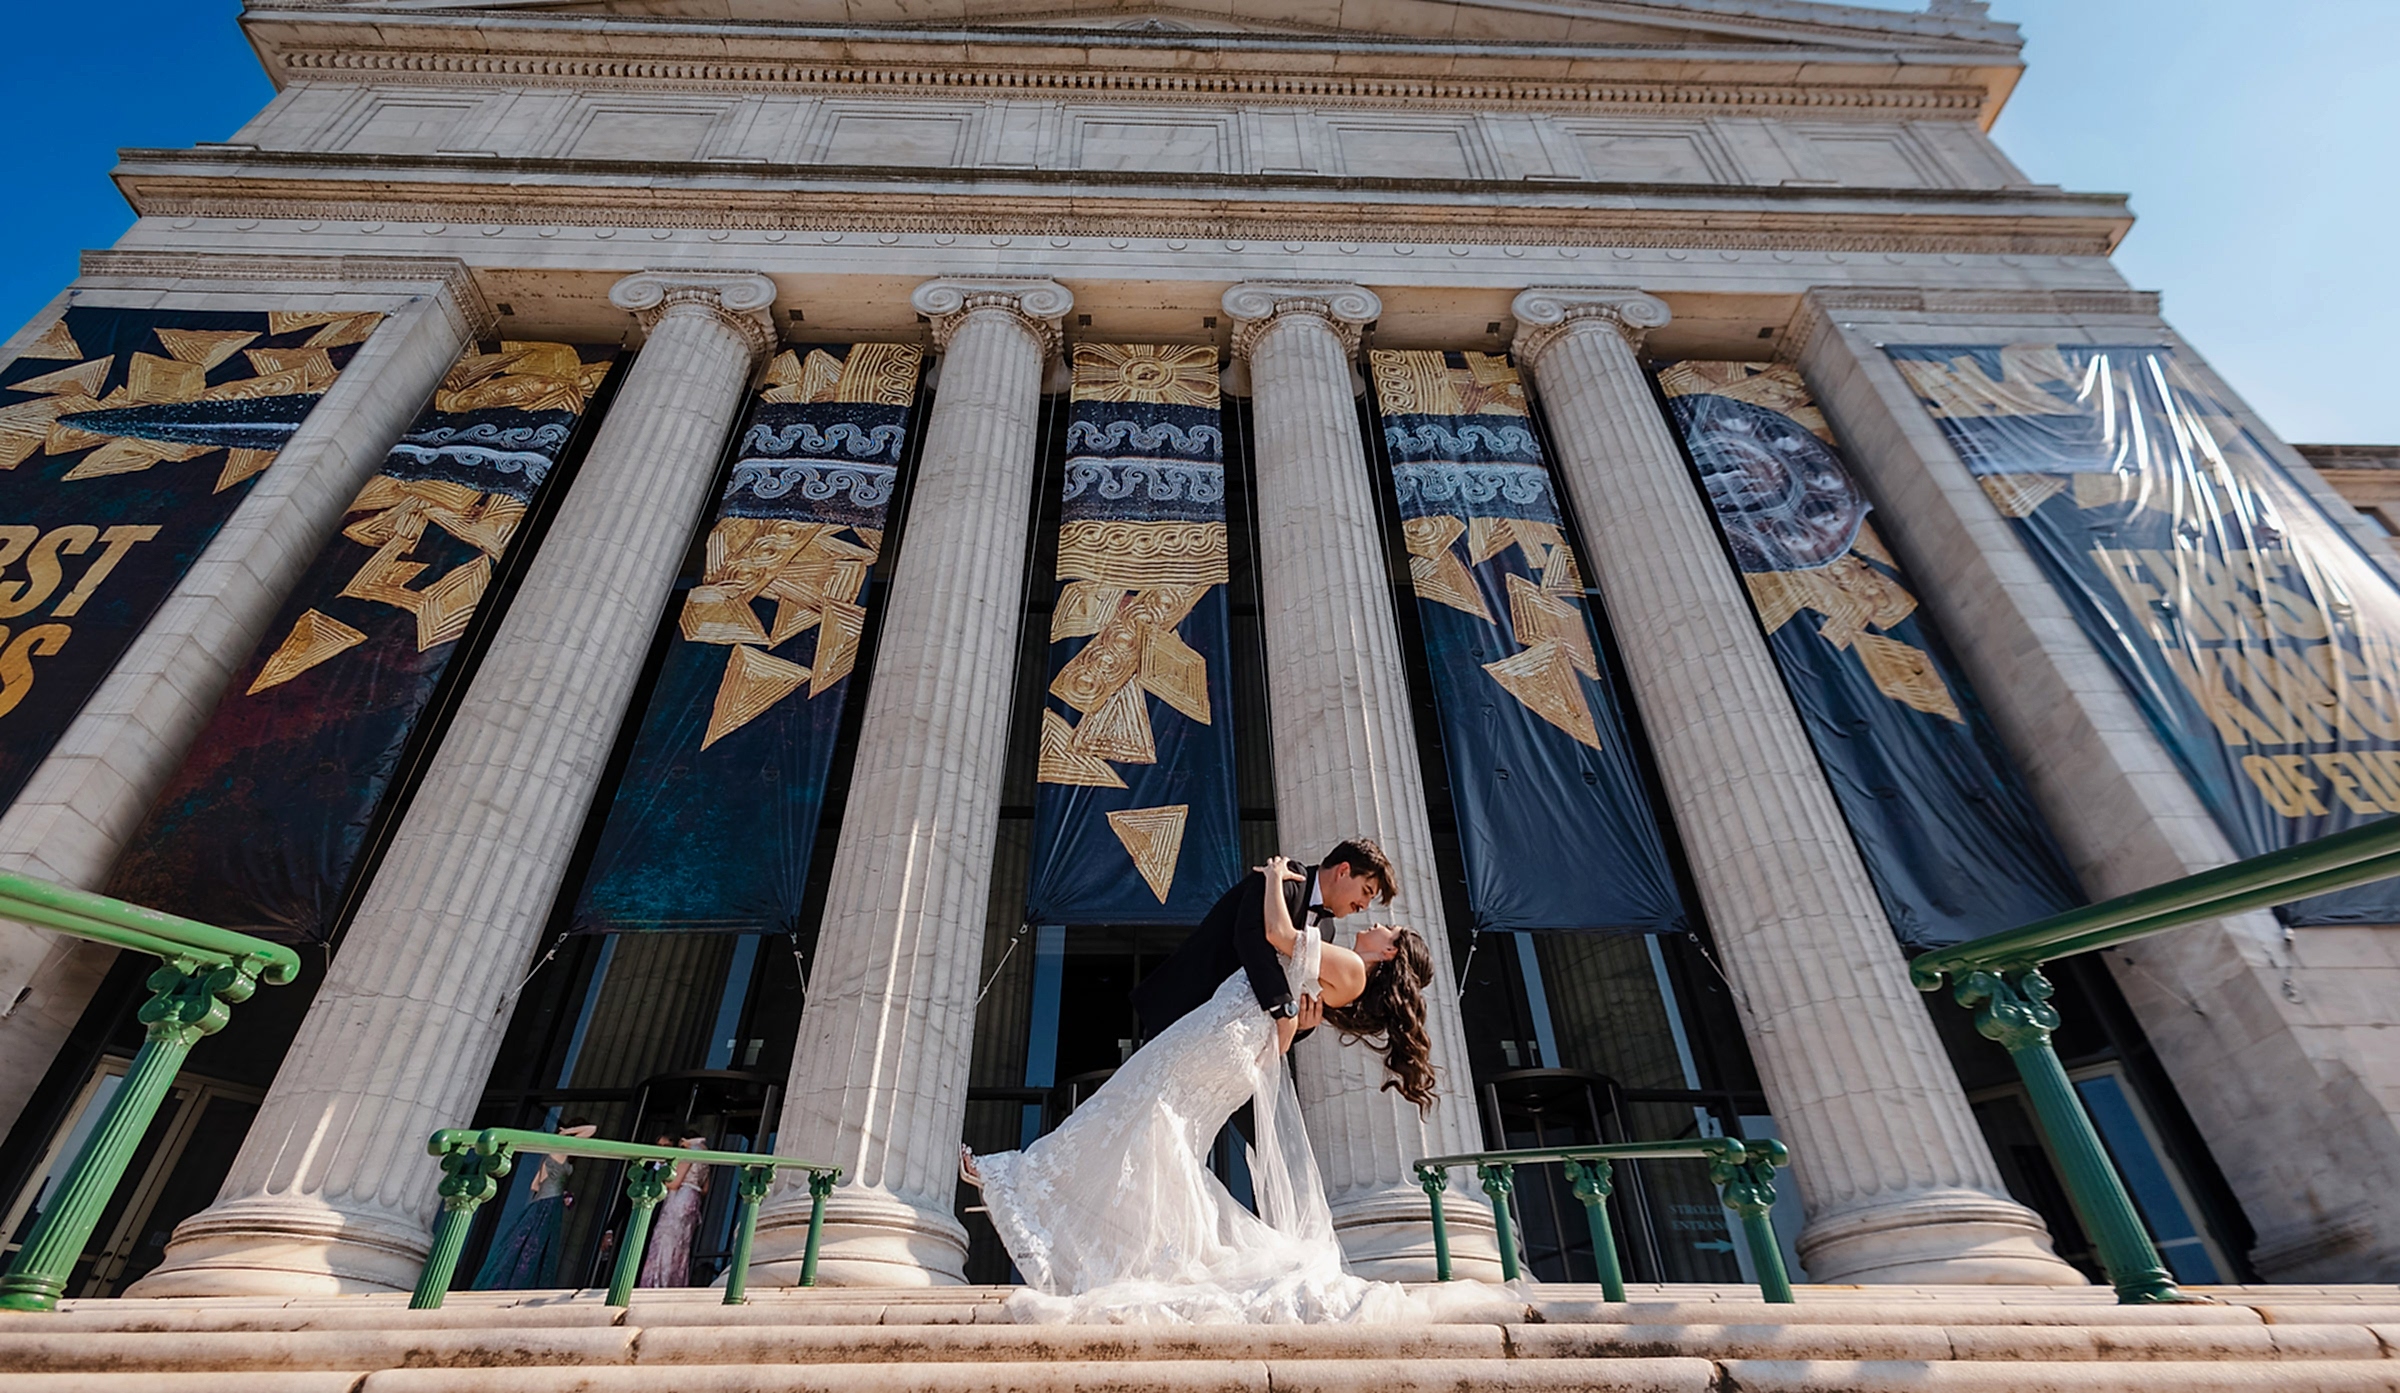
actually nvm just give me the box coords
[1255,856,1305,885]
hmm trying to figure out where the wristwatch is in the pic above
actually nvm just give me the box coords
[1271,1000,1299,1019]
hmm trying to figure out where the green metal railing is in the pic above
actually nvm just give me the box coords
[0,873,302,1314]
[1911,814,2400,1306]
[413,1128,841,1309]
[1414,1137,1792,1303]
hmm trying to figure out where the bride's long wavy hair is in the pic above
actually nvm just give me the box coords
[1322,927,1438,1114]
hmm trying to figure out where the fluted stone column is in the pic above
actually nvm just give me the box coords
[129,271,779,1296]
[0,281,478,1140]
[1222,283,1500,1281]
[1508,287,2082,1286]
[747,278,1068,1287]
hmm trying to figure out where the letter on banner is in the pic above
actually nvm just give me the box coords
[572,343,922,934]
[1024,345,1240,923]
[1888,343,2400,923]
[1659,361,2080,949]
[1370,349,1683,933]
[0,307,382,812]
[110,343,619,941]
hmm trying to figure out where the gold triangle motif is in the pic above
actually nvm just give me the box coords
[1978,473,2068,519]
[9,357,111,398]
[1483,640,1601,750]
[24,319,78,360]
[809,598,866,696]
[62,437,209,480]
[1852,632,1964,724]
[703,644,810,750]
[216,448,277,493]
[680,585,770,646]
[1506,573,1597,680]
[411,556,490,650]
[1139,623,1211,725]
[1037,709,1125,788]
[1109,804,1190,904]
[1071,676,1158,765]
[1401,515,1487,620]
[1052,580,1124,643]
[248,609,367,694]
[154,329,257,370]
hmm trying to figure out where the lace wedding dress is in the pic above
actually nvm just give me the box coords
[977,928,1420,1324]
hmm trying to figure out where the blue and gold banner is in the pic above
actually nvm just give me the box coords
[1660,362,2081,950]
[572,343,922,934]
[1889,344,2400,924]
[0,306,380,812]
[109,342,617,941]
[1370,350,1682,933]
[1024,345,1239,924]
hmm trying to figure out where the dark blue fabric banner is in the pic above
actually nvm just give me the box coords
[0,306,381,813]
[109,342,617,941]
[1369,349,1683,934]
[1888,343,2400,924]
[1659,361,2081,951]
[1024,344,1240,924]
[572,343,923,934]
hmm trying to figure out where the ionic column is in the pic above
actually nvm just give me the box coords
[0,283,477,1139]
[129,271,779,1296]
[747,278,1068,1287]
[1222,282,1500,1281]
[1509,287,2082,1286]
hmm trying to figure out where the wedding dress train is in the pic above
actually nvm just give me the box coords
[976,928,1420,1324]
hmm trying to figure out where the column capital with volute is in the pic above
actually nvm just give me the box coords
[909,278,1071,360]
[609,269,781,359]
[1508,287,1672,370]
[1223,282,1382,361]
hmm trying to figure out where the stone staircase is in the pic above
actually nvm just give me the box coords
[5,1283,2400,1391]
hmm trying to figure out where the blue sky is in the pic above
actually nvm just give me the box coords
[3,0,2394,443]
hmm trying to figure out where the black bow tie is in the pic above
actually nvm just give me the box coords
[1308,906,1333,925]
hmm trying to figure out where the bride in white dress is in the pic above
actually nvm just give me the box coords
[965,857,1441,1324]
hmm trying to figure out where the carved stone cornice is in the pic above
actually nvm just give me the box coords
[1222,282,1381,362]
[1508,289,1672,372]
[74,249,496,339]
[608,270,780,358]
[908,279,1072,360]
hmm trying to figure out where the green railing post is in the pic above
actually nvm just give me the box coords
[1476,1162,1520,1283]
[1956,967,2190,1304]
[1562,1156,1625,1302]
[1707,1139,1793,1304]
[412,1132,514,1310]
[0,956,265,1312]
[1413,1165,1453,1282]
[798,1169,836,1288]
[606,1158,671,1307]
[722,1164,774,1305]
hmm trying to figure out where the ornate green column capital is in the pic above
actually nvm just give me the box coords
[1957,965,2062,1054]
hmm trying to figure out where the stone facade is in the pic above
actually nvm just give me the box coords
[0,0,2392,1302]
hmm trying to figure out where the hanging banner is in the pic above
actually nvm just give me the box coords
[108,342,617,941]
[572,343,922,934]
[1024,344,1240,924]
[1371,349,1682,933]
[1888,344,2400,923]
[0,306,381,812]
[1659,362,2081,950]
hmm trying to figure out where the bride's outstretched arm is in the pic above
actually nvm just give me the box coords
[1257,857,1304,958]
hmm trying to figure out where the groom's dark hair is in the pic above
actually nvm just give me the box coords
[1322,838,1399,905]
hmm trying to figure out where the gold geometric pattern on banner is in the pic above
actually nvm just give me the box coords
[758,343,924,407]
[1401,515,1487,619]
[153,329,258,372]
[1368,350,1528,418]
[1466,515,1563,569]
[1052,608,1146,714]
[268,310,383,348]
[1893,345,2082,421]
[61,437,210,481]
[436,341,612,414]
[1140,623,1211,725]
[1744,570,1812,634]
[1852,631,1964,724]
[25,318,79,360]
[1850,519,1895,568]
[1054,520,1229,590]
[1072,344,1220,408]
[215,448,277,494]
[809,597,866,696]
[9,357,113,400]
[296,473,538,662]
[409,554,490,650]
[2073,471,2143,511]
[247,608,367,694]
[1039,709,1125,788]
[1073,676,1159,765]
[1979,473,2069,518]
[704,644,811,751]
[1109,804,1190,903]
[1507,573,1598,679]
[1541,540,1586,596]
[1052,579,1123,642]
[1483,640,1601,749]
[126,353,206,405]
[1655,361,1835,445]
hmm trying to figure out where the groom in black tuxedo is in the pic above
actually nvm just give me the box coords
[1131,837,1398,1044]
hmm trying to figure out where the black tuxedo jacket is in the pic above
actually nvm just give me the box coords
[1132,862,1332,1041]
